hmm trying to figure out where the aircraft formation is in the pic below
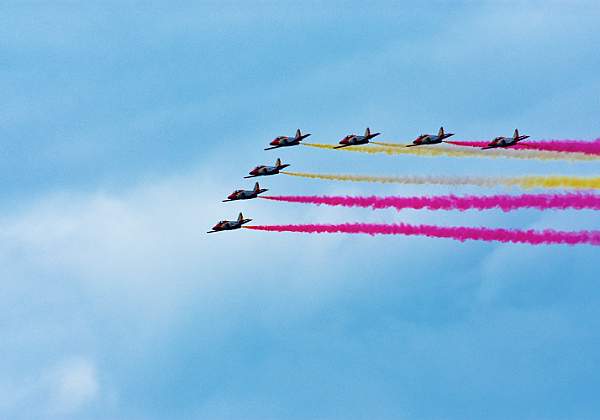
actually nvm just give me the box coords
[208,127,599,245]
[209,126,533,233]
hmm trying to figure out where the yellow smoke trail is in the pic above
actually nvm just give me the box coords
[370,143,597,161]
[302,142,597,161]
[280,171,600,190]
[504,176,600,189]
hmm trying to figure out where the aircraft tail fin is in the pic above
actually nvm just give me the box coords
[254,182,260,192]
[438,126,444,137]
[514,129,519,139]
[295,129,302,139]
[364,127,371,137]
[238,212,244,222]
[275,158,282,167]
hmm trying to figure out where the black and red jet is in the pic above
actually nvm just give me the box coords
[207,212,252,233]
[482,129,529,149]
[407,126,454,147]
[334,127,381,149]
[245,158,290,179]
[222,182,268,202]
[265,129,311,150]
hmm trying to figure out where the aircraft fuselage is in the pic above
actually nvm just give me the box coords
[246,164,289,178]
[336,132,380,148]
[208,219,251,233]
[224,188,268,201]
[266,133,311,150]
[410,132,454,147]
[483,135,530,149]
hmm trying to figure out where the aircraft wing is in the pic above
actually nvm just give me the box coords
[405,144,419,147]
[481,145,496,150]
[244,175,259,179]
[222,199,234,202]
[206,230,218,234]
[264,146,280,151]
[333,144,351,149]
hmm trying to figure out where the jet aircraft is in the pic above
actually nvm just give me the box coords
[222,182,268,202]
[265,129,311,150]
[207,212,252,233]
[482,129,530,149]
[245,158,290,178]
[407,126,454,147]
[334,127,381,149]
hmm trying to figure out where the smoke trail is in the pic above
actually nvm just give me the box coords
[244,223,600,246]
[281,171,600,190]
[302,142,596,161]
[446,138,600,156]
[373,142,596,161]
[261,193,600,212]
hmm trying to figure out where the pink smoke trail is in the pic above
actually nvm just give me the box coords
[446,138,600,155]
[261,193,600,212]
[244,223,600,246]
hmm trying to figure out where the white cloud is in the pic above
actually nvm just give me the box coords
[50,357,99,414]
[0,356,100,419]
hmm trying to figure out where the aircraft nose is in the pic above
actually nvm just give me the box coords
[228,193,236,199]
[270,139,279,145]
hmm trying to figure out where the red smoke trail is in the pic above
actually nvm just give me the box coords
[446,138,600,155]
[261,193,600,212]
[244,224,600,246]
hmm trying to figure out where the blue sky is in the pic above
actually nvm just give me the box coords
[1,2,600,419]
